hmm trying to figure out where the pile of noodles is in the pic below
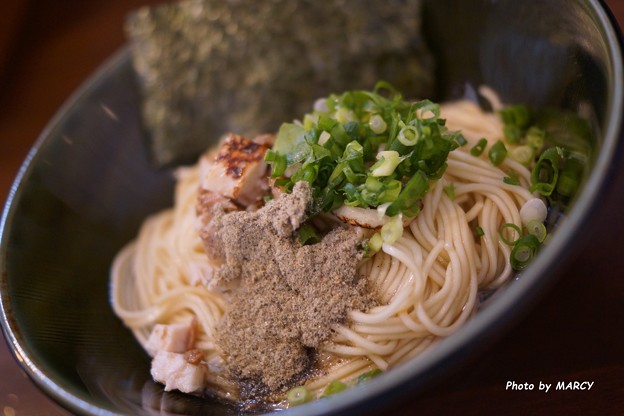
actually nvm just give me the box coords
[111,94,533,402]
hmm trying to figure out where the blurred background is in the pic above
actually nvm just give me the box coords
[1,0,623,415]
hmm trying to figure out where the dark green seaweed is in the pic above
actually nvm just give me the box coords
[125,0,434,167]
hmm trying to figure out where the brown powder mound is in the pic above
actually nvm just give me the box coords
[211,181,373,399]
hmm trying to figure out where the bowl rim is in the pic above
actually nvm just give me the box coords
[0,47,136,416]
[1,1,623,415]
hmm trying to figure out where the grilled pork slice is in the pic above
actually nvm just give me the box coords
[198,133,272,207]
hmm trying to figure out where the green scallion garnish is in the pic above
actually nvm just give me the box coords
[454,133,468,147]
[530,147,562,196]
[297,223,320,245]
[470,138,488,156]
[366,232,383,254]
[385,170,428,217]
[264,149,287,178]
[556,155,583,198]
[488,140,507,166]
[498,103,593,210]
[321,380,347,397]
[525,219,547,242]
[510,145,534,166]
[443,183,456,200]
[265,82,461,219]
[357,368,382,383]
[500,223,522,246]
[525,126,545,152]
[503,176,520,186]
[510,234,540,271]
[287,386,311,406]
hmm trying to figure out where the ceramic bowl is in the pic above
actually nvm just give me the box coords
[1,0,622,415]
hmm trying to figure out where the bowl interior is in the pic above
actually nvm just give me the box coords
[1,0,622,415]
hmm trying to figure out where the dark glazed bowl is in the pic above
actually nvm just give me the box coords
[1,0,622,415]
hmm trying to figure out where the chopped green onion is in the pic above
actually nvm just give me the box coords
[470,138,488,156]
[371,150,401,177]
[381,215,404,244]
[499,104,530,129]
[500,223,522,246]
[497,103,593,211]
[272,123,307,159]
[556,156,583,198]
[378,179,402,204]
[454,134,468,147]
[335,107,356,124]
[303,114,317,131]
[297,223,320,245]
[397,125,420,146]
[510,234,540,271]
[321,380,347,397]
[475,226,485,237]
[415,100,440,120]
[488,140,507,166]
[265,150,287,177]
[287,386,311,406]
[343,139,364,157]
[526,126,545,152]
[268,84,462,218]
[318,130,331,146]
[503,176,520,186]
[503,125,523,144]
[500,104,530,144]
[556,172,578,198]
[443,183,456,200]
[365,176,384,193]
[510,145,534,166]
[520,198,548,225]
[294,163,318,184]
[367,232,383,254]
[357,369,382,383]
[369,114,387,134]
[530,147,562,196]
[525,219,547,242]
[385,170,428,217]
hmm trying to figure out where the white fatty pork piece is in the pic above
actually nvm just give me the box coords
[151,351,206,393]
[145,321,196,357]
[199,133,272,207]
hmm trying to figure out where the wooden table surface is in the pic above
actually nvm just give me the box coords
[1,1,623,415]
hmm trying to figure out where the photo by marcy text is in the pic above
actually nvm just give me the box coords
[506,381,595,392]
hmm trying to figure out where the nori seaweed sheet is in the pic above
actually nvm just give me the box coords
[126,0,434,168]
